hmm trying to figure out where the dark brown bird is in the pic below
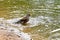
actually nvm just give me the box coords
[15,14,30,24]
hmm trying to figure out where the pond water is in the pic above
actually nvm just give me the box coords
[0,0,60,40]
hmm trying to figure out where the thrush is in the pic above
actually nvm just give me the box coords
[15,14,30,24]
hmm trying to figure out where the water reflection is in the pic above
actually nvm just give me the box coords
[0,0,60,40]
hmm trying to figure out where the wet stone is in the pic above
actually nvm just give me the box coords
[0,28,22,40]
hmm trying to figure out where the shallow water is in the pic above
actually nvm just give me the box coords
[0,0,60,40]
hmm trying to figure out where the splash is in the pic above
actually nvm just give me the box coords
[6,16,53,29]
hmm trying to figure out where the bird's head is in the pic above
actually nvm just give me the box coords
[26,14,30,17]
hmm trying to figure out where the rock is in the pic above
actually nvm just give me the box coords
[0,26,31,40]
[0,28,22,40]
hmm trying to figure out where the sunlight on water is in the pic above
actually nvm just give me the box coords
[0,0,60,40]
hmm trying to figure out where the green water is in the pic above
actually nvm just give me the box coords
[0,0,60,40]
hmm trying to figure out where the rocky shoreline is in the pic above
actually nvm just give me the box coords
[0,26,31,40]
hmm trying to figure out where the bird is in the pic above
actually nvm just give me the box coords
[15,14,30,24]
